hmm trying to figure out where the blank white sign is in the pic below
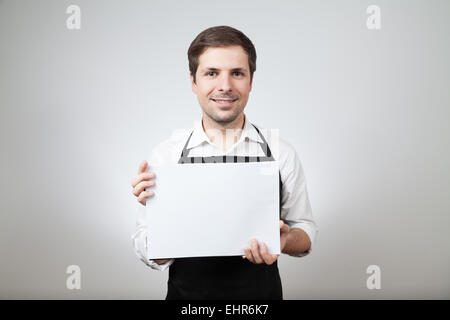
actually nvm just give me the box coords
[146,161,280,259]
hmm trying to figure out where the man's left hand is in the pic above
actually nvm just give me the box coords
[243,220,290,265]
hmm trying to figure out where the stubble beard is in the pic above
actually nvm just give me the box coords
[204,103,243,125]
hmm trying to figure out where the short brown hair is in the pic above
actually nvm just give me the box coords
[188,25,257,84]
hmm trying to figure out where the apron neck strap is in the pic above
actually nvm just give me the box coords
[179,123,274,160]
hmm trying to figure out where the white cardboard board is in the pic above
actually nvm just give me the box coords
[145,161,280,259]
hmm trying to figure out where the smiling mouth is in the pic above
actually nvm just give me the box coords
[211,98,238,106]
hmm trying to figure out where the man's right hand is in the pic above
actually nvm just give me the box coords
[131,160,155,206]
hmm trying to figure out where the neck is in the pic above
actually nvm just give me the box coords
[202,113,246,152]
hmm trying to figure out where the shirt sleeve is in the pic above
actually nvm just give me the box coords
[279,144,318,258]
[131,203,175,271]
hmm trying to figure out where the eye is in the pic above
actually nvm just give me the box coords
[233,71,244,77]
[206,71,217,77]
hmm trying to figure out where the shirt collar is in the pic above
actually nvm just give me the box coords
[186,114,264,150]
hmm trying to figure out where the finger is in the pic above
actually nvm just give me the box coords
[243,248,249,261]
[133,179,155,197]
[138,160,148,174]
[250,239,263,264]
[259,242,277,265]
[131,171,155,188]
[244,248,251,261]
[244,248,255,263]
[137,190,154,205]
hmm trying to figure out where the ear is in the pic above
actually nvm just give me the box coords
[190,72,197,94]
[249,75,253,92]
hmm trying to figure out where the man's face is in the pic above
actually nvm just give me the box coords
[191,45,253,124]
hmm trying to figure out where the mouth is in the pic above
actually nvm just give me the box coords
[211,98,238,107]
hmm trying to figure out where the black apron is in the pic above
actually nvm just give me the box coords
[166,123,283,300]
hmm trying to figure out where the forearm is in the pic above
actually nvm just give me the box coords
[282,228,311,256]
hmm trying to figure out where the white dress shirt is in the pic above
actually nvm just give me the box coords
[131,114,318,271]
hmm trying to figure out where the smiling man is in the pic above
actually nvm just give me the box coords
[131,26,318,300]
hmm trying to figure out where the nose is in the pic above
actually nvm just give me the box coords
[217,73,233,92]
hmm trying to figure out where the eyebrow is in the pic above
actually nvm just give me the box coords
[201,67,248,73]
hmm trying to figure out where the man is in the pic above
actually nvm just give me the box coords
[131,25,318,300]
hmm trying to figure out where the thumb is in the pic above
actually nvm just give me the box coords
[280,220,290,234]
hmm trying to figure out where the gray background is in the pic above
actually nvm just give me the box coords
[1,0,449,299]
